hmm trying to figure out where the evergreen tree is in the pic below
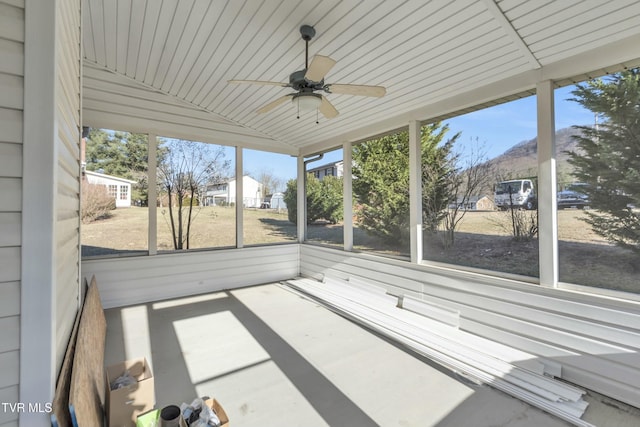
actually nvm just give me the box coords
[317,175,344,224]
[85,128,127,175]
[283,174,343,224]
[283,179,298,224]
[567,69,640,252]
[352,123,458,246]
[421,123,459,232]
[85,129,166,204]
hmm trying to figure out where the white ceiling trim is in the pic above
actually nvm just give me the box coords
[301,32,640,156]
[81,1,640,156]
[480,0,541,69]
[82,61,301,154]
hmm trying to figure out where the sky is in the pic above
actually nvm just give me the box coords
[240,84,596,186]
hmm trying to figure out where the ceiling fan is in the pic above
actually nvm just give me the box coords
[229,25,386,120]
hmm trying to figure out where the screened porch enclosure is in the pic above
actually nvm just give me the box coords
[10,1,640,426]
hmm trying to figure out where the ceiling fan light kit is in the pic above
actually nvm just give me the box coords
[293,93,322,113]
[229,25,386,121]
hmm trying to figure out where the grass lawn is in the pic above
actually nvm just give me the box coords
[81,206,296,256]
[82,207,639,293]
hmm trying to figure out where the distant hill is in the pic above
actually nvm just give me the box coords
[487,126,587,186]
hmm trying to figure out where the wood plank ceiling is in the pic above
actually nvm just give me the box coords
[82,0,640,154]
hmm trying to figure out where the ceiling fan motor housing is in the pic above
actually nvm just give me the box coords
[289,70,324,91]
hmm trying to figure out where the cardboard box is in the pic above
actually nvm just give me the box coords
[106,357,155,427]
[204,398,229,427]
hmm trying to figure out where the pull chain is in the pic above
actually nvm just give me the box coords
[316,108,319,124]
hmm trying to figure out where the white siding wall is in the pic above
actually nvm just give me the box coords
[55,0,81,373]
[81,245,299,309]
[300,244,640,408]
[0,1,23,425]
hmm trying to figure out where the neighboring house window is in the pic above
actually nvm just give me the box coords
[108,184,118,198]
[120,185,128,200]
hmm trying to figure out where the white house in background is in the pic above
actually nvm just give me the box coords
[448,195,495,211]
[307,160,344,180]
[84,170,137,208]
[205,175,264,208]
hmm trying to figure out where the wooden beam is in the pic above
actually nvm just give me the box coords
[69,278,106,427]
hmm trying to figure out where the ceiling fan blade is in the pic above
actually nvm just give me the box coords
[305,55,337,82]
[256,95,292,114]
[229,79,289,87]
[319,95,339,119]
[327,84,386,97]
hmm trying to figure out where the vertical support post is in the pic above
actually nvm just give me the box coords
[78,128,86,303]
[21,0,57,424]
[297,155,306,242]
[409,121,423,263]
[236,146,243,248]
[343,141,353,251]
[537,80,559,287]
[77,27,84,307]
[148,133,157,255]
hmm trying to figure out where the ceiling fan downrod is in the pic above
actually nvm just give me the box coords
[300,25,316,70]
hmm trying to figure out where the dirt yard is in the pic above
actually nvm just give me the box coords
[82,207,638,294]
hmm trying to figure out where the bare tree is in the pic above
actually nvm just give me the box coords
[255,169,284,198]
[441,139,493,247]
[157,139,230,250]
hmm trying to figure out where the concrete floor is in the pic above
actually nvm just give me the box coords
[104,283,640,427]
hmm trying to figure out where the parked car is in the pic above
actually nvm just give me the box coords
[557,189,590,209]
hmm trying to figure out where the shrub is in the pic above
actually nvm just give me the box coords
[182,197,199,207]
[81,181,116,223]
[491,207,538,241]
[283,174,343,224]
[509,208,538,241]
